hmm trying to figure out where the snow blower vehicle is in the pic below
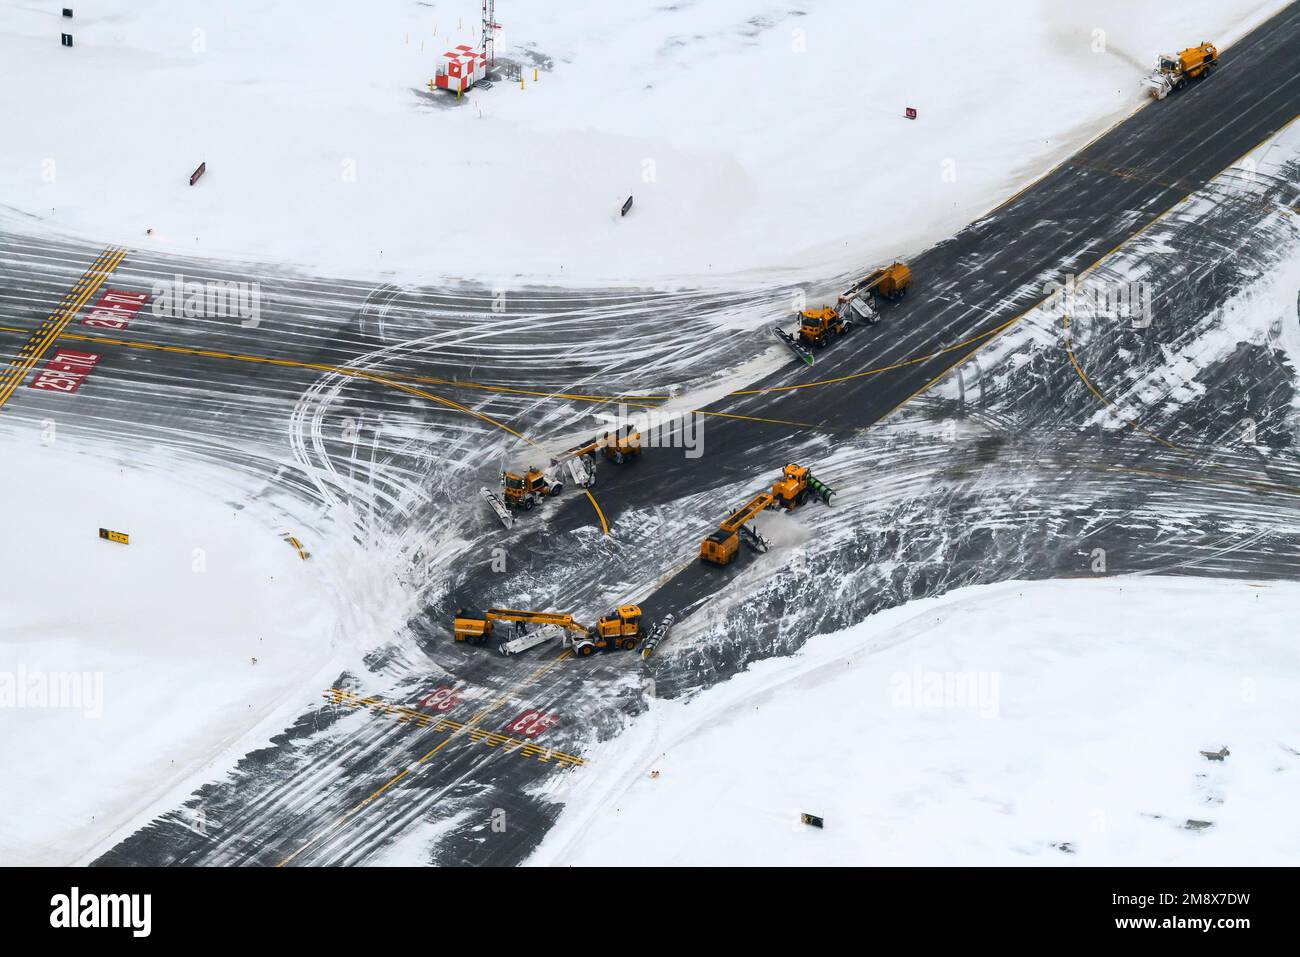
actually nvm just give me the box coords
[453,608,586,651]
[452,604,662,657]
[1144,42,1217,99]
[482,427,642,529]
[699,462,834,566]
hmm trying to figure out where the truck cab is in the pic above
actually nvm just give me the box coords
[771,463,811,507]
[798,307,848,347]
[577,605,644,653]
[501,467,561,510]
[600,426,642,464]
[453,609,492,644]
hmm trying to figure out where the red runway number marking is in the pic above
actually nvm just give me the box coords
[420,686,463,713]
[506,710,559,739]
[29,349,102,394]
[82,289,149,330]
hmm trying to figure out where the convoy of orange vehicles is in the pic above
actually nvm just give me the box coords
[462,34,1214,659]
[458,462,831,658]
[468,269,876,657]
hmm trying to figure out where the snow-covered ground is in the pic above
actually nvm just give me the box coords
[0,438,343,865]
[531,577,1300,866]
[0,0,1287,285]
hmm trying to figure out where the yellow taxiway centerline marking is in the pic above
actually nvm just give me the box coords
[872,111,1300,423]
[1063,314,1184,452]
[0,310,616,533]
[584,490,609,534]
[1106,464,1300,498]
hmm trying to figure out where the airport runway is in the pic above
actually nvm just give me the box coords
[2,2,1299,867]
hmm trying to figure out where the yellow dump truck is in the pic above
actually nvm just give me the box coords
[1145,42,1217,99]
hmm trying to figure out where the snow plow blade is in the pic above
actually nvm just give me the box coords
[566,455,595,488]
[499,623,563,656]
[640,614,675,659]
[1144,72,1172,99]
[805,471,834,505]
[773,326,814,365]
[738,523,770,554]
[479,486,513,528]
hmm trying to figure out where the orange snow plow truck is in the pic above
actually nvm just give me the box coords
[1144,42,1217,100]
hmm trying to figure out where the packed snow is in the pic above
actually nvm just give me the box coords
[944,116,1300,432]
[531,577,1300,866]
[0,0,1288,285]
[0,438,343,865]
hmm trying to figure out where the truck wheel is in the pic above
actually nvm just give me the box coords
[1176,78,1187,91]
[550,484,564,497]
[524,498,534,511]
[578,643,595,657]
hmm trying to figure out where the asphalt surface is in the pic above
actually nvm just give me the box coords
[2,3,1299,867]
[522,0,1300,628]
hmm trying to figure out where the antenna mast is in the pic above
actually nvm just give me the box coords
[482,0,499,70]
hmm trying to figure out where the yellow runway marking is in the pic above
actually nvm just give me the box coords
[1063,315,1184,452]
[322,688,585,765]
[41,323,822,428]
[1106,464,1300,499]
[0,324,658,411]
[1058,114,1300,455]
[0,316,616,533]
[278,649,572,867]
[694,407,840,431]
[732,314,1022,397]
[0,246,126,409]
[584,490,609,534]
[875,111,1300,423]
[0,315,849,434]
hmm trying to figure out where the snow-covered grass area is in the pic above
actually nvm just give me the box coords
[531,577,1300,866]
[0,439,342,866]
[0,0,1287,286]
